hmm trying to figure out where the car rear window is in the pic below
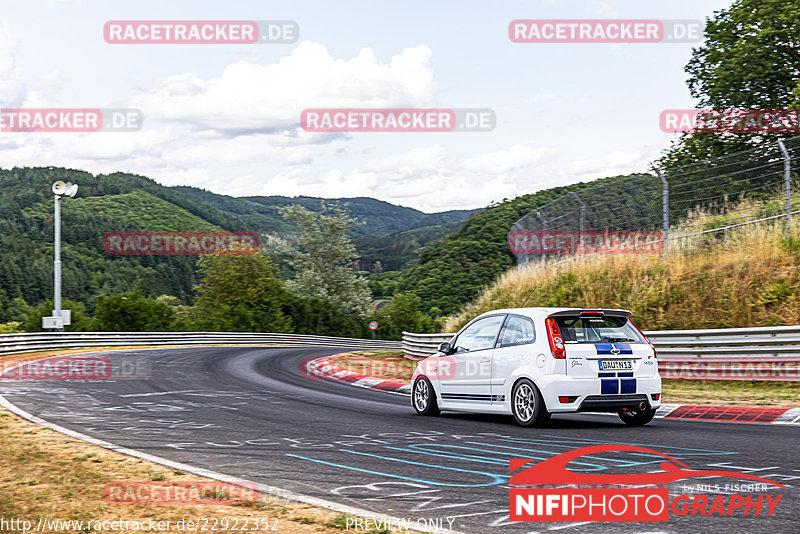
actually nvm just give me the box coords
[553,316,645,344]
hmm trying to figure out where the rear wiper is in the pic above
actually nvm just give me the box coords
[602,337,637,343]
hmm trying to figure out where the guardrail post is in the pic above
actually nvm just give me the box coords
[778,139,791,238]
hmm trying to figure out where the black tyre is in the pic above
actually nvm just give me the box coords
[618,406,657,426]
[412,377,440,416]
[511,378,549,427]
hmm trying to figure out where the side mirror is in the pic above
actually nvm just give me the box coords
[437,342,452,355]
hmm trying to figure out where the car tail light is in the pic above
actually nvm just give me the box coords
[651,393,661,401]
[630,320,657,359]
[579,310,604,317]
[545,317,565,359]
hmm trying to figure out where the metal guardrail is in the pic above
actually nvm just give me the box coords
[402,327,800,381]
[0,331,400,356]
[401,332,454,360]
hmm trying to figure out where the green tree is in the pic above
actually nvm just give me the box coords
[0,290,31,323]
[155,294,197,331]
[686,0,800,109]
[192,253,293,332]
[662,0,800,167]
[279,202,372,317]
[94,291,175,331]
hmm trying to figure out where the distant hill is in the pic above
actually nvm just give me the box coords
[354,219,468,271]
[171,186,474,237]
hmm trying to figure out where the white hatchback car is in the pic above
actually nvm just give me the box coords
[411,307,661,426]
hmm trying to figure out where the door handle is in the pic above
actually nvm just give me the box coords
[480,357,491,363]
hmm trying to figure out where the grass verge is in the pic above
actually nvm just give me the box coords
[0,406,373,533]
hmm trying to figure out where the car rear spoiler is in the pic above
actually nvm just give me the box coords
[547,309,632,319]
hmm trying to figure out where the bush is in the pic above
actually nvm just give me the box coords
[0,321,24,333]
[94,291,175,331]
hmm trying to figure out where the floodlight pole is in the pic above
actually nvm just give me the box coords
[53,193,63,331]
[48,180,76,331]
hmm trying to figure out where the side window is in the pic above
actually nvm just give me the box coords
[497,315,536,348]
[453,316,505,353]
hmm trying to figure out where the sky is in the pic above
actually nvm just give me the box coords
[0,0,733,212]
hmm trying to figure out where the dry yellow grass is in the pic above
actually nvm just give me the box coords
[662,380,800,407]
[0,407,389,533]
[446,214,800,332]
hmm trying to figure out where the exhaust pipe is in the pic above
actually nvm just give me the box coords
[638,401,648,411]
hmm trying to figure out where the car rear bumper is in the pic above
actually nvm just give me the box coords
[538,375,661,413]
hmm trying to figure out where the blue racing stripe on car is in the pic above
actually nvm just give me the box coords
[595,343,633,355]
[620,378,636,394]
[601,378,619,394]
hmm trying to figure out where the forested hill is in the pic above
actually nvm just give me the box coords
[171,186,474,237]
[395,173,658,315]
[0,167,472,316]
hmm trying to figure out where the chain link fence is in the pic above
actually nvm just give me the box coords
[509,136,800,262]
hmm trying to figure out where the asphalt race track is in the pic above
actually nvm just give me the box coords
[1,346,798,533]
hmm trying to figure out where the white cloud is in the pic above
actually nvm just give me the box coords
[133,42,435,136]
[0,25,25,105]
[568,150,648,178]
[527,89,557,104]
[463,144,547,174]
[241,143,547,211]
[361,145,447,172]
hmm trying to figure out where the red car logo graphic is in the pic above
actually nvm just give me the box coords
[510,444,786,487]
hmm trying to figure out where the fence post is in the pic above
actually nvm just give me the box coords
[534,209,546,230]
[569,192,585,253]
[778,139,791,238]
[653,167,669,260]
